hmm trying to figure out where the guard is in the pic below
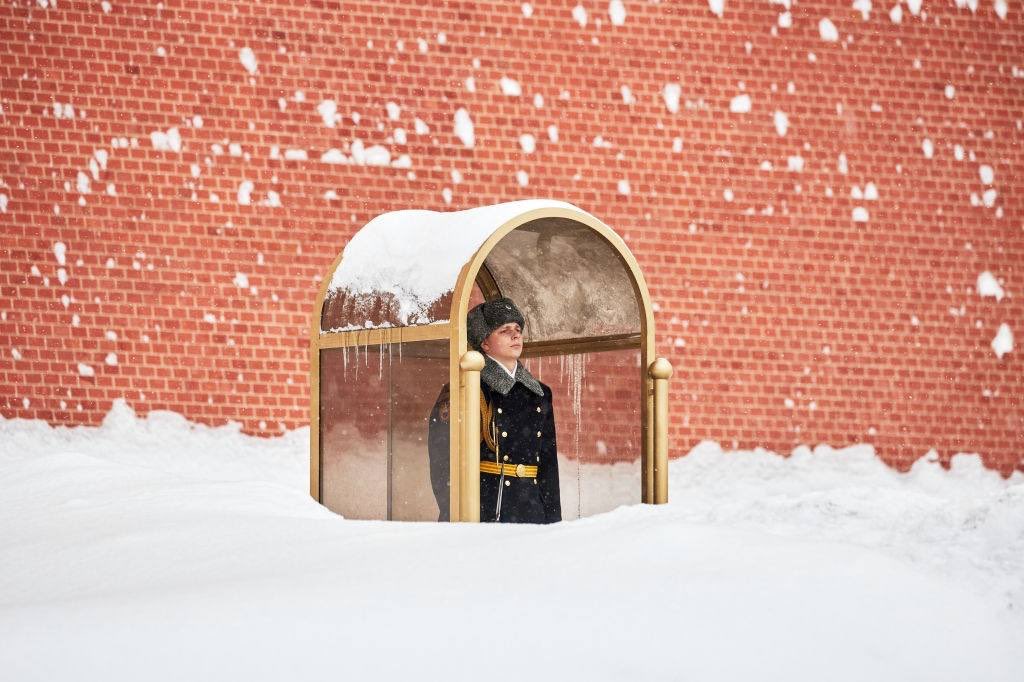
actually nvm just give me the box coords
[427,298,561,523]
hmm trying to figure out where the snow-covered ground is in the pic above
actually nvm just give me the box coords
[1,400,1022,681]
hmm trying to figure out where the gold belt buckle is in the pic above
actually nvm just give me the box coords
[515,463,526,477]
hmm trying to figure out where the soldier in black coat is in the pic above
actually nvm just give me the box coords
[427,298,561,523]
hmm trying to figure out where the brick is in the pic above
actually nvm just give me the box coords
[0,1,1020,474]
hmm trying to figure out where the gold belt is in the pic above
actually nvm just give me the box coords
[480,461,538,478]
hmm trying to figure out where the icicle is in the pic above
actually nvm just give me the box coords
[569,354,584,464]
[569,353,586,520]
[554,352,588,519]
[342,346,348,375]
[570,353,584,419]
[378,338,384,380]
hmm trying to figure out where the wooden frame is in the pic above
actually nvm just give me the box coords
[520,332,641,358]
[309,205,664,519]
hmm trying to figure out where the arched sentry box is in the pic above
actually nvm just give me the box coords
[310,200,672,522]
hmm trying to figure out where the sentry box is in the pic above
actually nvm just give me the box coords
[310,200,672,522]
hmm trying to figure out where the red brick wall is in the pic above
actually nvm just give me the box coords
[1,1,1021,474]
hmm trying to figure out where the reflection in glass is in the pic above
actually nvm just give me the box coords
[523,347,642,520]
[390,341,449,521]
[485,218,640,343]
[320,345,388,519]
[319,340,449,521]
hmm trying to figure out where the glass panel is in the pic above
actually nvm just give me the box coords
[320,345,389,520]
[321,289,454,332]
[523,347,642,520]
[484,218,641,343]
[390,340,450,521]
[319,340,450,521]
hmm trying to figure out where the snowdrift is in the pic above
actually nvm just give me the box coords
[1,400,1021,681]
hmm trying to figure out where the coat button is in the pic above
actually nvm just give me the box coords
[533,479,537,485]
[497,408,502,414]
[504,479,510,487]
[501,431,507,438]
[536,407,541,412]
[515,464,526,477]
[503,454,509,462]
[536,431,542,437]
[536,456,540,462]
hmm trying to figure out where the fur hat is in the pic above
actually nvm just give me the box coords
[467,297,525,350]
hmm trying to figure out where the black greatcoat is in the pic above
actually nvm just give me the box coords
[427,356,561,524]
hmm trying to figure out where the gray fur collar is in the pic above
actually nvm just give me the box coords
[481,355,544,397]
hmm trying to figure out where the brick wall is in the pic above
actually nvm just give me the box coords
[1,1,1021,474]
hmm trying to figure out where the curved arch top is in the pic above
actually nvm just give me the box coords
[319,200,654,344]
[320,199,580,332]
[450,204,654,352]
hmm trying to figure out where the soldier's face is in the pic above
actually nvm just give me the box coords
[481,322,523,364]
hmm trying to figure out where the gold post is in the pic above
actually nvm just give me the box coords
[459,351,486,522]
[649,358,673,504]
[309,341,321,501]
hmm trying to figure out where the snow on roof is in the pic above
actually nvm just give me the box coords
[325,199,583,329]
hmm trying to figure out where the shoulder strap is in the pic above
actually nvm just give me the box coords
[480,388,497,453]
